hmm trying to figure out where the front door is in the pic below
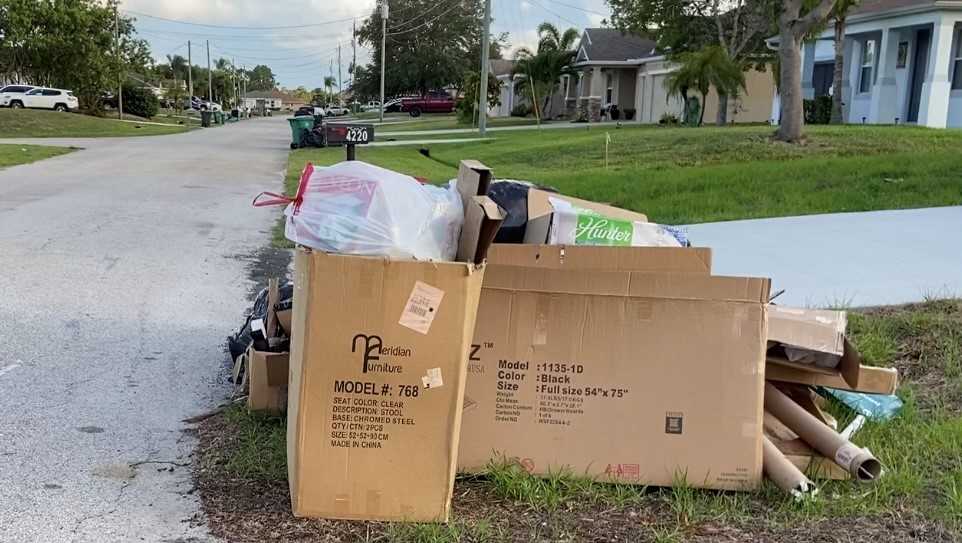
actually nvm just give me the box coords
[813,62,835,97]
[908,29,931,123]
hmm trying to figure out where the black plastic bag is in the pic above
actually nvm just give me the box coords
[227,282,294,361]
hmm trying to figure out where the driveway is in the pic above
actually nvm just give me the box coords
[686,206,962,307]
[0,117,290,542]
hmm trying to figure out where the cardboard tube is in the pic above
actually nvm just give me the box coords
[763,436,817,499]
[764,383,882,482]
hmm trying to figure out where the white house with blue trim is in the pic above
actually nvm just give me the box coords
[772,0,962,128]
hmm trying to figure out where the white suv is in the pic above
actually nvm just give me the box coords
[0,85,37,107]
[19,87,79,111]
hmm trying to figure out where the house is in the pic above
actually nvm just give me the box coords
[242,89,306,112]
[569,28,776,123]
[490,59,520,117]
[776,0,962,127]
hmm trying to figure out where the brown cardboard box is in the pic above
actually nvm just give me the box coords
[247,348,290,415]
[522,189,649,244]
[285,161,503,523]
[459,247,770,491]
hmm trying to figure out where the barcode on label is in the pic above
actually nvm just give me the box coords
[399,281,445,335]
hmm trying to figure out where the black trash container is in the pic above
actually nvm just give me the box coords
[200,110,212,127]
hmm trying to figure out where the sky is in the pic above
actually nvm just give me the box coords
[119,0,611,91]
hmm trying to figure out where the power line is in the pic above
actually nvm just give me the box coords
[209,43,340,63]
[388,0,459,32]
[386,2,464,36]
[527,0,581,27]
[542,0,608,17]
[123,9,368,30]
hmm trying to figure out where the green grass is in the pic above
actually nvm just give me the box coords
[284,124,962,228]
[0,143,74,167]
[216,301,962,540]
[0,108,190,137]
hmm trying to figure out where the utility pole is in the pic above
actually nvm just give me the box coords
[115,7,123,120]
[478,0,491,136]
[379,0,388,123]
[352,19,357,98]
[187,40,193,101]
[206,40,212,103]
[338,42,343,101]
[232,57,237,108]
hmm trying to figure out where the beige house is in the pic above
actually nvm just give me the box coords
[568,28,776,124]
[242,89,306,112]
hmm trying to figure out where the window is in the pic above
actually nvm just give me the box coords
[42,89,60,96]
[953,31,962,90]
[859,39,876,93]
[26,88,42,95]
[605,73,613,104]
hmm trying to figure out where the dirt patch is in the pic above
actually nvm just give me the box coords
[192,410,954,543]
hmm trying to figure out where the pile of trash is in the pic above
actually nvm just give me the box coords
[234,159,900,523]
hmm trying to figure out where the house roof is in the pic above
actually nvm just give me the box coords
[850,0,938,16]
[576,28,658,64]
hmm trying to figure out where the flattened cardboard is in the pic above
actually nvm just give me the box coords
[487,244,712,273]
[287,248,485,522]
[247,348,289,415]
[460,248,770,491]
[456,163,505,264]
[766,360,897,395]
[522,188,649,245]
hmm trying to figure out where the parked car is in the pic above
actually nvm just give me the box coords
[186,96,222,112]
[400,93,455,117]
[360,100,381,112]
[326,104,349,116]
[383,98,402,113]
[18,87,79,111]
[0,84,37,107]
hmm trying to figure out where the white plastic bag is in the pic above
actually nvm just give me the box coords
[275,161,463,260]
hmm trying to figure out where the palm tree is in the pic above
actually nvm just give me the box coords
[167,54,188,81]
[665,46,746,126]
[830,0,860,124]
[512,22,579,119]
[323,75,337,103]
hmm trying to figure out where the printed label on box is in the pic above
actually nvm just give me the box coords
[399,281,444,335]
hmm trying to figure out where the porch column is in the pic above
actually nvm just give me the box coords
[589,66,605,97]
[802,41,817,100]
[918,17,956,128]
[634,70,646,123]
[870,28,900,123]
[839,37,857,122]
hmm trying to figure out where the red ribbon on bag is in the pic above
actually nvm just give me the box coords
[252,162,315,216]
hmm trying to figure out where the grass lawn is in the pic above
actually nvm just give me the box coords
[0,144,75,168]
[285,124,962,229]
[195,301,962,542]
[0,108,189,137]
[348,112,542,133]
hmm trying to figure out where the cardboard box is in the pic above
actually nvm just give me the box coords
[767,306,863,388]
[522,188,649,245]
[247,348,290,415]
[459,246,771,491]
[285,161,503,522]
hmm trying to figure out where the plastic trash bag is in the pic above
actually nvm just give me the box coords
[258,161,463,261]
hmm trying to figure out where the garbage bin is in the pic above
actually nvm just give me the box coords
[200,110,212,127]
[287,116,315,149]
[214,111,224,125]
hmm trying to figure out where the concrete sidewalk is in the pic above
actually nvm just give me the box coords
[685,206,962,308]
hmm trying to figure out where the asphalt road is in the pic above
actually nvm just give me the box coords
[0,117,290,542]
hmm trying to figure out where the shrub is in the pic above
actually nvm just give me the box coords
[624,108,636,120]
[803,95,832,125]
[121,85,159,119]
[510,103,530,117]
[659,112,680,125]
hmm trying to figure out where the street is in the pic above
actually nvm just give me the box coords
[0,117,289,542]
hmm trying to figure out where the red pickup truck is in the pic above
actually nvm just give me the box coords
[400,93,455,117]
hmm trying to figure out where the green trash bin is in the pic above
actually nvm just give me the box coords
[287,116,314,149]
[214,111,224,125]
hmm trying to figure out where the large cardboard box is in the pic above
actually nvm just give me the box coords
[459,246,770,491]
[286,161,503,522]
[522,189,649,245]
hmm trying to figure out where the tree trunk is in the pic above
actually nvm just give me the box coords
[776,30,805,142]
[699,93,707,126]
[830,15,846,124]
[717,93,729,126]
